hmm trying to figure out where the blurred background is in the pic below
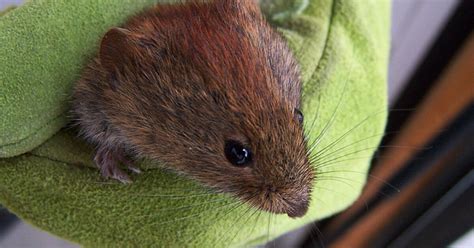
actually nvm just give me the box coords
[1,0,473,247]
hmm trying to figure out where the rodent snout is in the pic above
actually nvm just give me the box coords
[286,197,309,218]
[263,184,310,218]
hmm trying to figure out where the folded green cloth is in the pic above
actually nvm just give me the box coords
[0,0,389,246]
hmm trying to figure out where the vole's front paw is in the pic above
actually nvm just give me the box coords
[94,147,137,184]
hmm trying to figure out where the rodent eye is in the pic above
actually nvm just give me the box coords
[295,108,304,124]
[224,140,252,167]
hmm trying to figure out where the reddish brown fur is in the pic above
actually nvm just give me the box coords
[72,0,313,217]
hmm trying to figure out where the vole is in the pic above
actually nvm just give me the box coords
[71,0,313,218]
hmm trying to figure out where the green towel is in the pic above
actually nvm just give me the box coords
[0,0,389,246]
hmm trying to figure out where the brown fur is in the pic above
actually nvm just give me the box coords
[71,0,313,217]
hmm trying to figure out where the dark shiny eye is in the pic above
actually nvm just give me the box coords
[224,140,252,166]
[295,108,304,124]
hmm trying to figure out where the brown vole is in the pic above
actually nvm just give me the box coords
[71,0,313,218]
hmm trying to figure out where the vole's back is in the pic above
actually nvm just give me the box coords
[73,1,300,158]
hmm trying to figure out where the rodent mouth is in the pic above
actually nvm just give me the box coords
[260,200,309,218]
[246,191,310,218]
[286,201,309,218]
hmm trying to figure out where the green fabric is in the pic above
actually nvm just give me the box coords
[0,0,389,247]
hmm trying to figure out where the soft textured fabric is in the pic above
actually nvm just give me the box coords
[0,0,390,247]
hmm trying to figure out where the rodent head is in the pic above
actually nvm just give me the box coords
[98,0,313,218]
[216,106,314,218]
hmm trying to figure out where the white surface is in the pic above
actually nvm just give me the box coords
[451,229,474,248]
[388,0,459,104]
[0,0,23,8]
[0,221,78,248]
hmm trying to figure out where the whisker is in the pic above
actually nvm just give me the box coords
[224,206,258,246]
[309,131,408,164]
[271,213,277,248]
[316,176,395,198]
[177,201,256,245]
[216,193,260,246]
[309,192,331,210]
[266,212,272,246]
[307,107,420,156]
[311,145,430,168]
[134,197,230,218]
[310,132,387,163]
[317,169,400,193]
[311,155,374,170]
[69,189,219,200]
[249,211,263,245]
[308,109,389,158]
[149,200,241,227]
[303,94,322,141]
[315,176,358,190]
[206,205,249,246]
[304,63,354,155]
[309,221,325,248]
[314,184,369,212]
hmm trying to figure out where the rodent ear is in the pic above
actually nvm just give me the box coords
[99,27,138,75]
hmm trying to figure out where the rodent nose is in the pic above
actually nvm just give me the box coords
[286,198,309,218]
